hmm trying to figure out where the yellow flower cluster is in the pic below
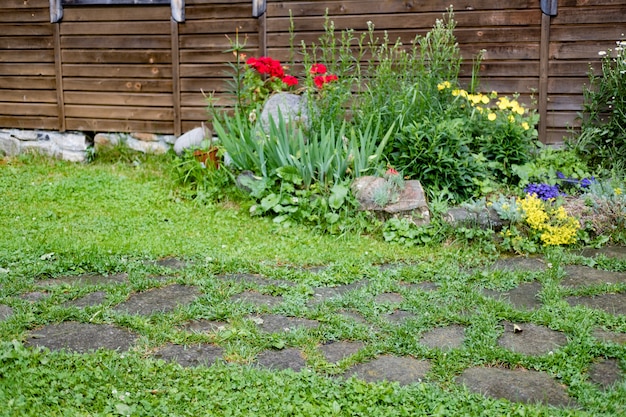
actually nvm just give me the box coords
[519,194,580,245]
[437,82,531,129]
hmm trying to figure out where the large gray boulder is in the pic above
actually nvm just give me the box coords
[174,125,211,155]
[259,93,309,133]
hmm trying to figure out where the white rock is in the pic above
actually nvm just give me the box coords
[174,126,209,155]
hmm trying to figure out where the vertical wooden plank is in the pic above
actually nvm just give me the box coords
[53,23,66,132]
[171,19,182,136]
[258,11,267,56]
[538,12,551,144]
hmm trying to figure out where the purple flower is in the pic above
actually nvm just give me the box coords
[556,171,566,179]
[524,183,563,200]
[580,176,595,188]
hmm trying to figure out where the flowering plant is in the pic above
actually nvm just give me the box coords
[241,56,299,109]
[524,183,562,200]
[309,63,339,89]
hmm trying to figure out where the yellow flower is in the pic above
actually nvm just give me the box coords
[481,95,490,104]
[437,81,451,91]
[615,187,623,195]
[508,115,515,123]
[522,122,530,130]
[470,94,482,105]
[488,113,497,121]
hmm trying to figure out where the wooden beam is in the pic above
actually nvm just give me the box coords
[171,19,182,136]
[538,12,551,144]
[258,11,267,56]
[53,23,66,132]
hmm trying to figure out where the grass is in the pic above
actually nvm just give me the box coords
[0,153,625,417]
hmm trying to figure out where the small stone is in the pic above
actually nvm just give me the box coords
[259,93,309,133]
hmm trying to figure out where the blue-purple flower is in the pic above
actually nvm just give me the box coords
[524,183,562,200]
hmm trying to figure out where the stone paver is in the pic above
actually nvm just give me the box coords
[561,265,626,288]
[400,281,439,292]
[385,309,417,324]
[250,314,319,333]
[374,292,404,304]
[580,246,626,260]
[320,341,365,363]
[457,366,576,407]
[154,257,189,270]
[154,343,224,367]
[339,310,369,324]
[64,291,108,308]
[182,319,229,333]
[592,329,626,345]
[307,281,368,306]
[230,291,283,308]
[483,281,543,310]
[419,325,466,351]
[256,348,307,372]
[114,284,201,315]
[37,273,128,288]
[345,355,431,386]
[217,273,295,288]
[566,292,626,316]
[25,321,138,353]
[20,291,48,302]
[490,257,546,272]
[588,358,623,389]
[0,304,13,321]
[497,322,568,356]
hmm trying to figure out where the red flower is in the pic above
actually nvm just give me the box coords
[247,56,284,78]
[309,63,327,75]
[314,74,338,88]
[281,75,298,87]
[386,167,399,176]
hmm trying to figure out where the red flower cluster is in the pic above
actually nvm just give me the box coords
[309,63,338,89]
[246,56,285,78]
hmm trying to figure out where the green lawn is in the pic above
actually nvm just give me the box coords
[0,155,624,417]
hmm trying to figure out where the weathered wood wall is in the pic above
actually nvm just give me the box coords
[1,0,624,144]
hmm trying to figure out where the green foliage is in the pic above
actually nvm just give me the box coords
[574,40,626,173]
[512,146,592,187]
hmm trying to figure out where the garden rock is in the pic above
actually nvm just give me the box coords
[351,177,430,225]
[173,125,211,155]
[0,129,88,162]
[94,132,174,154]
[443,207,503,230]
[259,93,309,133]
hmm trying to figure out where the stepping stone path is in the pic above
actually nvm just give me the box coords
[345,355,431,385]
[25,321,138,353]
[114,284,201,315]
[249,314,319,333]
[482,281,543,310]
[497,321,568,356]
[154,343,224,367]
[457,367,575,407]
[11,248,626,410]
[419,325,466,351]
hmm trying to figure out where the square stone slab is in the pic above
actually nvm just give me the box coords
[345,355,431,386]
[0,305,13,321]
[25,321,138,353]
[339,310,369,325]
[256,348,307,372]
[482,281,543,311]
[249,314,319,333]
[113,284,201,316]
[588,358,623,389]
[319,340,365,363]
[37,273,128,288]
[182,319,229,333]
[63,291,108,308]
[230,291,283,308]
[419,325,466,351]
[153,343,224,367]
[497,322,568,356]
[566,292,626,316]
[20,291,48,302]
[400,281,439,292]
[457,366,576,408]
[374,292,404,304]
[561,265,626,288]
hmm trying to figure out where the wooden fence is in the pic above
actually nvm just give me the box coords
[1,0,624,144]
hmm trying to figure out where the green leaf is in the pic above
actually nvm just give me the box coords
[261,193,280,211]
[328,183,349,209]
